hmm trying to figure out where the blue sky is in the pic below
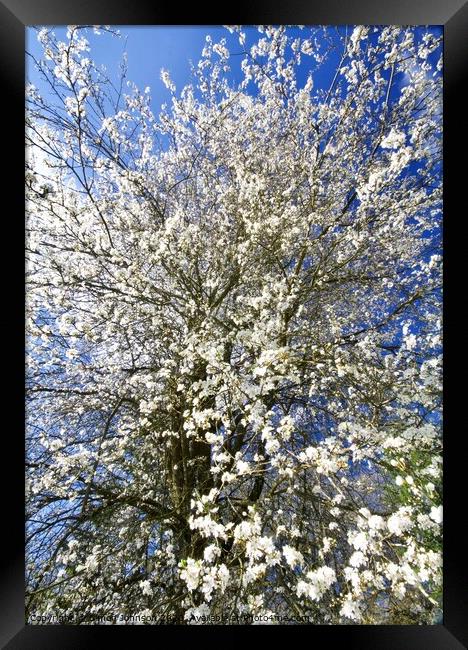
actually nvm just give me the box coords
[26,25,442,123]
[25,25,354,113]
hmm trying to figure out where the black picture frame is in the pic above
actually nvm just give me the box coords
[1,0,466,647]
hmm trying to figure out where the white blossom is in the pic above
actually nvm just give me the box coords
[282,545,303,568]
[26,24,442,626]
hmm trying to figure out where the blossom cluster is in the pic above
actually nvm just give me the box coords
[26,24,442,624]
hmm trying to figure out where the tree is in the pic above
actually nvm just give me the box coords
[26,25,442,625]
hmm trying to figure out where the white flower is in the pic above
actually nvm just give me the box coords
[264,438,280,455]
[213,42,229,59]
[217,564,230,592]
[140,579,153,596]
[203,544,220,563]
[349,551,366,568]
[278,415,295,440]
[381,128,406,150]
[296,579,310,598]
[340,594,362,621]
[221,471,236,484]
[368,515,385,531]
[189,514,226,539]
[297,566,336,601]
[201,571,217,601]
[348,531,368,551]
[246,536,276,561]
[387,509,413,536]
[429,505,443,524]
[160,68,175,92]
[205,431,220,444]
[349,26,368,54]
[301,40,313,55]
[234,518,258,542]
[405,334,417,350]
[401,562,418,586]
[385,561,399,582]
[236,460,251,475]
[282,545,303,568]
[180,558,202,591]
[416,513,433,529]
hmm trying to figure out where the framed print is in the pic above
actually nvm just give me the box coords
[1,0,467,647]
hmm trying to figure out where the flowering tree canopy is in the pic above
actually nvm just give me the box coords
[26,25,442,625]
